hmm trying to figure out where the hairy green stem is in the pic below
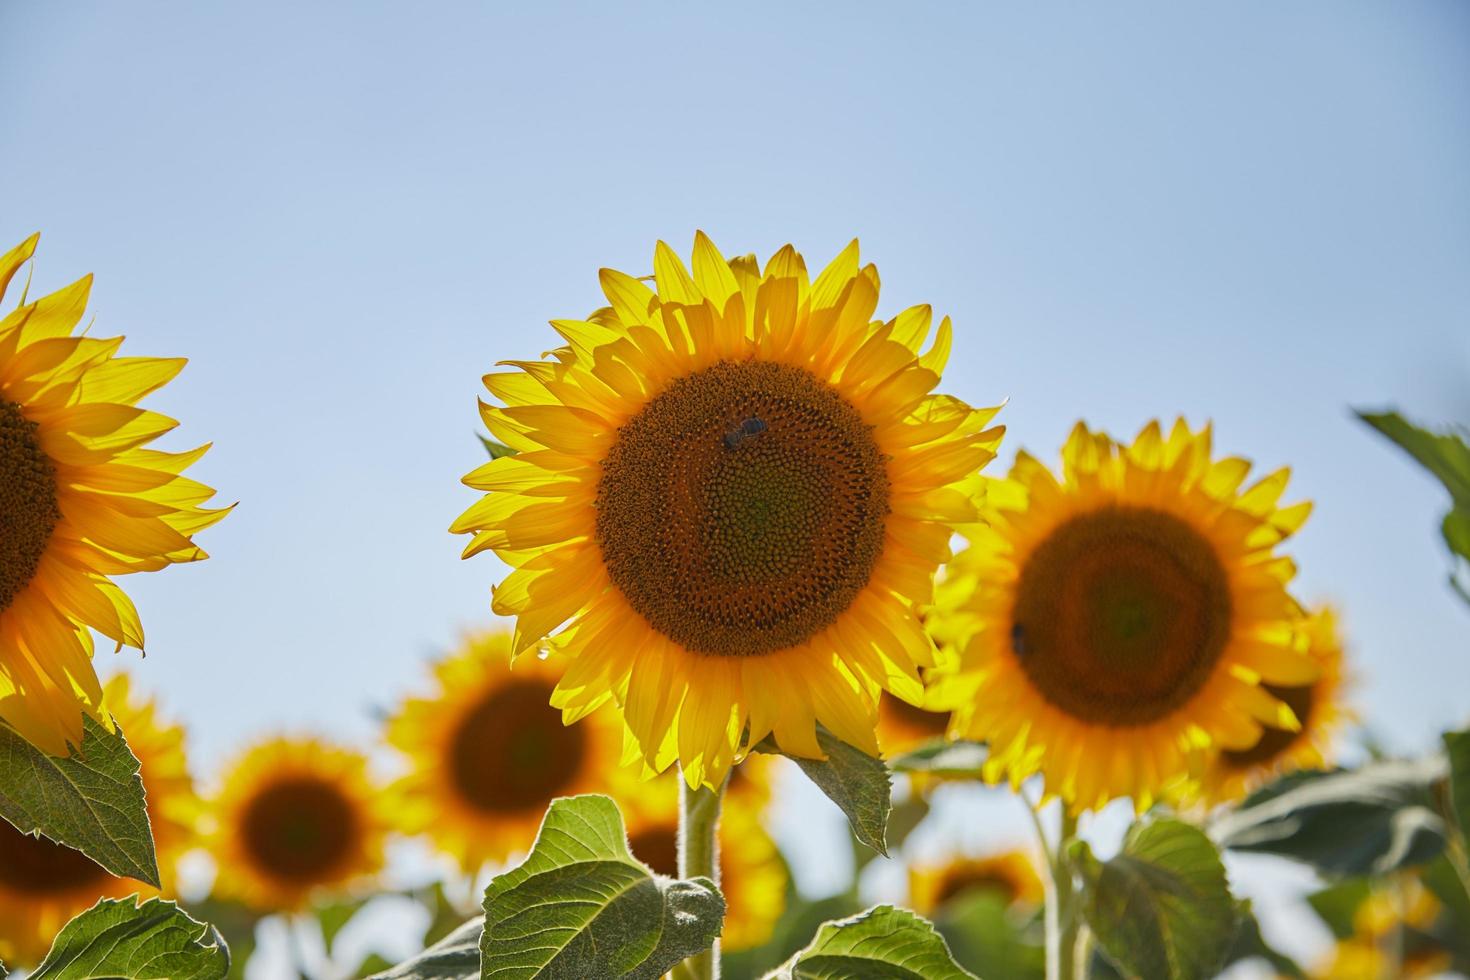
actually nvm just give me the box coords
[1043,808,1080,980]
[673,772,726,980]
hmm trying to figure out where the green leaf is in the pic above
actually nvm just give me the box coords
[887,739,988,778]
[1223,900,1303,978]
[1443,729,1470,846]
[763,905,977,980]
[181,899,258,980]
[1305,878,1371,940]
[1074,818,1237,980]
[0,715,159,886]
[355,953,397,977]
[935,892,1044,980]
[417,881,472,948]
[478,435,517,460]
[1211,757,1448,876]
[31,896,229,980]
[479,794,724,980]
[755,725,892,856]
[721,893,863,980]
[369,918,481,980]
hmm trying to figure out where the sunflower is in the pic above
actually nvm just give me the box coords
[451,233,1004,788]
[1311,878,1449,979]
[1197,607,1352,805]
[384,629,628,871]
[908,849,1043,917]
[620,774,787,952]
[0,672,200,966]
[876,691,952,757]
[208,737,386,911]
[0,234,228,755]
[930,419,1316,811]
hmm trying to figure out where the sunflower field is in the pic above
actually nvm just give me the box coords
[3,5,1469,980]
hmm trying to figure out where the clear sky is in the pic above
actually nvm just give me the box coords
[3,1,1469,971]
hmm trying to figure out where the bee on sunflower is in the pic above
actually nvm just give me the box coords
[930,419,1317,812]
[450,233,1004,788]
[908,848,1043,917]
[0,673,199,966]
[207,737,386,911]
[383,630,627,871]
[0,234,228,755]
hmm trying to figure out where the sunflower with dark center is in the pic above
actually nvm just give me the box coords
[451,233,1004,787]
[908,849,1043,917]
[209,737,386,911]
[0,235,229,754]
[929,419,1319,812]
[0,674,200,967]
[1196,608,1353,805]
[384,630,626,870]
[621,773,786,953]
[876,691,953,756]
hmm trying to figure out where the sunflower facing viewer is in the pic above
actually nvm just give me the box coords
[930,419,1316,811]
[384,630,627,871]
[0,673,200,966]
[0,234,228,755]
[451,234,1004,787]
[208,737,386,911]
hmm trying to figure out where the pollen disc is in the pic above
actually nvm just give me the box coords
[1221,683,1311,767]
[241,778,358,881]
[596,360,890,657]
[0,399,60,612]
[448,678,585,813]
[0,818,109,893]
[628,824,679,878]
[1010,507,1232,726]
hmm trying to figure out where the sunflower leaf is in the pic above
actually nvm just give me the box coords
[477,794,724,980]
[0,714,158,886]
[1222,899,1304,978]
[754,725,892,856]
[762,904,977,980]
[30,896,229,980]
[887,739,989,777]
[1210,757,1448,876]
[478,434,517,460]
[1074,818,1237,980]
[368,918,481,980]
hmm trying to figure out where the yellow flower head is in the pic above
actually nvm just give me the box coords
[619,772,788,953]
[208,737,386,912]
[1312,878,1448,979]
[908,848,1043,917]
[0,673,199,967]
[1197,607,1353,805]
[930,419,1316,812]
[876,691,953,758]
[384,630,628,871]
[0,234,228,755]
[451,233,1004,788]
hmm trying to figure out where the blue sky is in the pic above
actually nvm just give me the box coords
[3,1,1468,970]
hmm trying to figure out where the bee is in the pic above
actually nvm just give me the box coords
[723,416,767,450]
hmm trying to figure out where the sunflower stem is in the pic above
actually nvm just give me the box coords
[1041,807,1080,980]
[674,770,726,980]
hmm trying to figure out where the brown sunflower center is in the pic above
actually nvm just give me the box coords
[596,360,890,657]
[628,823,680,878]
[0,398,61,612]
[884,697,951,737]
[0,818,112,894]
[240,777,358,882]
[935,866,1020,907]
[1221,682,1313,767]
[1010,507,1232,726]
[448,678,586,813]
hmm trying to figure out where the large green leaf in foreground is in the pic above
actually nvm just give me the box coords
[479,794,724,980]
[1074,818,1236,980]
[764,905,976,980]
[31,896,228,980]
[755,725,892,855]
[0,715,158,886]
[1211,757,1447,876]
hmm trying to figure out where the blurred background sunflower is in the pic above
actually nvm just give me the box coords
[907,848,1043,918]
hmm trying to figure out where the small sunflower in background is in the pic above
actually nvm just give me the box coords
[1197,607,1353,805]
[451,233,1004,788]
[620,774,787,953]
[208,737,386,911]
[383,630,626,871]
[0,673,199,966]
[0,234,228,756]
[1312,877,1450,979]
[930,419,1317,812]
[908,849,1043,918]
